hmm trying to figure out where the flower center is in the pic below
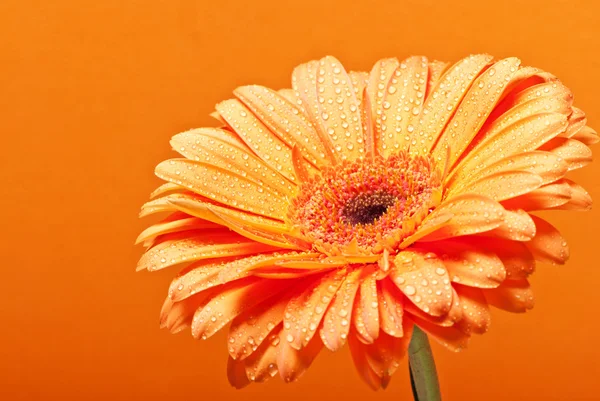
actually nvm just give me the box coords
[287,152,443,256]
[341,191,398,226]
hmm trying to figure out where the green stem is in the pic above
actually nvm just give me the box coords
[408,326,441,401]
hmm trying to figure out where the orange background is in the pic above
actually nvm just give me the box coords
[2,0,599,400]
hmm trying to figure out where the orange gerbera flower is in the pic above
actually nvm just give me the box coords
[137,55,595,389]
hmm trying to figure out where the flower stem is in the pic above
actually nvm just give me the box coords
[408,326,441,401]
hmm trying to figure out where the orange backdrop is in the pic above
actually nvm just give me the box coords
[2,0,599,400]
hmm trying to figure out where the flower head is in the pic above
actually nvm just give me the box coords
[137,55,596,389]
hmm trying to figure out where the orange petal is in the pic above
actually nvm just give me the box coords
[417,239,506,288]
[353,271,380,343]
[364,328,413,383]
[471,238,535,280]
[283,269,347,350]
[155,159,289,220]
[415,194,505,242]
[171,126,297,190]
[432,57,522,168]
[243,328,281,382]
[311,56,366,161]
[277,333,323,383]
[389,250,454,317]
[563,106,587,137]
[135,214,219,245]
[191,277,295,340]
[214,99,302,185]
[541,137,593,171]
[137,231,276,272]
[526,216,570,264]
[227,356,251,389]
[481,209,536,241]
[482,279,534,313]
[454,286,491,334]
[232,86,328,168]
[348,331,383,390]
[571,125,599,145]
[553,180,592,211]
[425,60,449,98]
[502,180,571,211]
[448,113,569,189]
[149,182,186,199]
[377,278,405,338]
[450,170,543,202]
[448,151,567,193]
[228,292,293,360]
[412,315,470,352]
[162,285,225,334]
[377,56,429,157]
[320,269,361,351]
[414,54,493,156]
[170,251,313,302]
[403,287,462,327]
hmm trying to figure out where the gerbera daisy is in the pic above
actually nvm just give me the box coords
[137,55,595,390]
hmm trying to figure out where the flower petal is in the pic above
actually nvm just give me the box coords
[233,86,329,167]
[227,356,251,389]
[353,270,380,343]
[482,279,534,313]
[404,287,462,327]
[312,56,365,161]
[553,180,592,211]
[412,315,470,352]
[526,216,570,264]
[450,170,543,202]
[169,251,315,302]
[348,331,383,390]
[425,60,449,98]
[448,151,567,194]
[277,333,323,383]
[433,57,522,168]
[155,159,289,220]
[390,250,454,317]
[417,239,506,288]
[135,213,219,245]
[454,286,491,334]
[243,328,281,382]
[502,180,571,211]
[448,113,569,189]
[377,278,405,338]
[137,230,276,272]
[283,269,347,350]
[191,277,295,340]
[472,238,535,280]
[415,194,505,242]
[481,209,536,241]
[228,292,292,360]
[541,137,593,171]
[376,56,429,157]
[320,269,361,351]
[364,329,413,383]
[414,54,493,156]
[571,126,599,145]
[563,106,587,138]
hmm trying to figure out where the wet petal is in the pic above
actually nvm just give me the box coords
[415,194,505,242]
[526,216,570,264]
[348,332,383,390]
[541,137,593,171]
[364,329,413,382]
[433,58,522,168]
[418,239,506,288]
[553,180,592,211]
[481,209,536,241]
[135,213,219,245]
[502,180,571,211]
[412,315,470,352]
[571,126,599,145]
[377,278,405,337]
[283,269,347,349]
[353,271,380,343]
[320,269,361,351]
[454,286,491,334]
[482,279,534,313]
[414,54,493,156]
[390,250,454,317]
[377,56,429,156]
[451,170,543,202]
[244,328,281,382]
[227,356,251,389]
[277,333,323,383]
[155,159,289,220]
[137,230,276,272]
